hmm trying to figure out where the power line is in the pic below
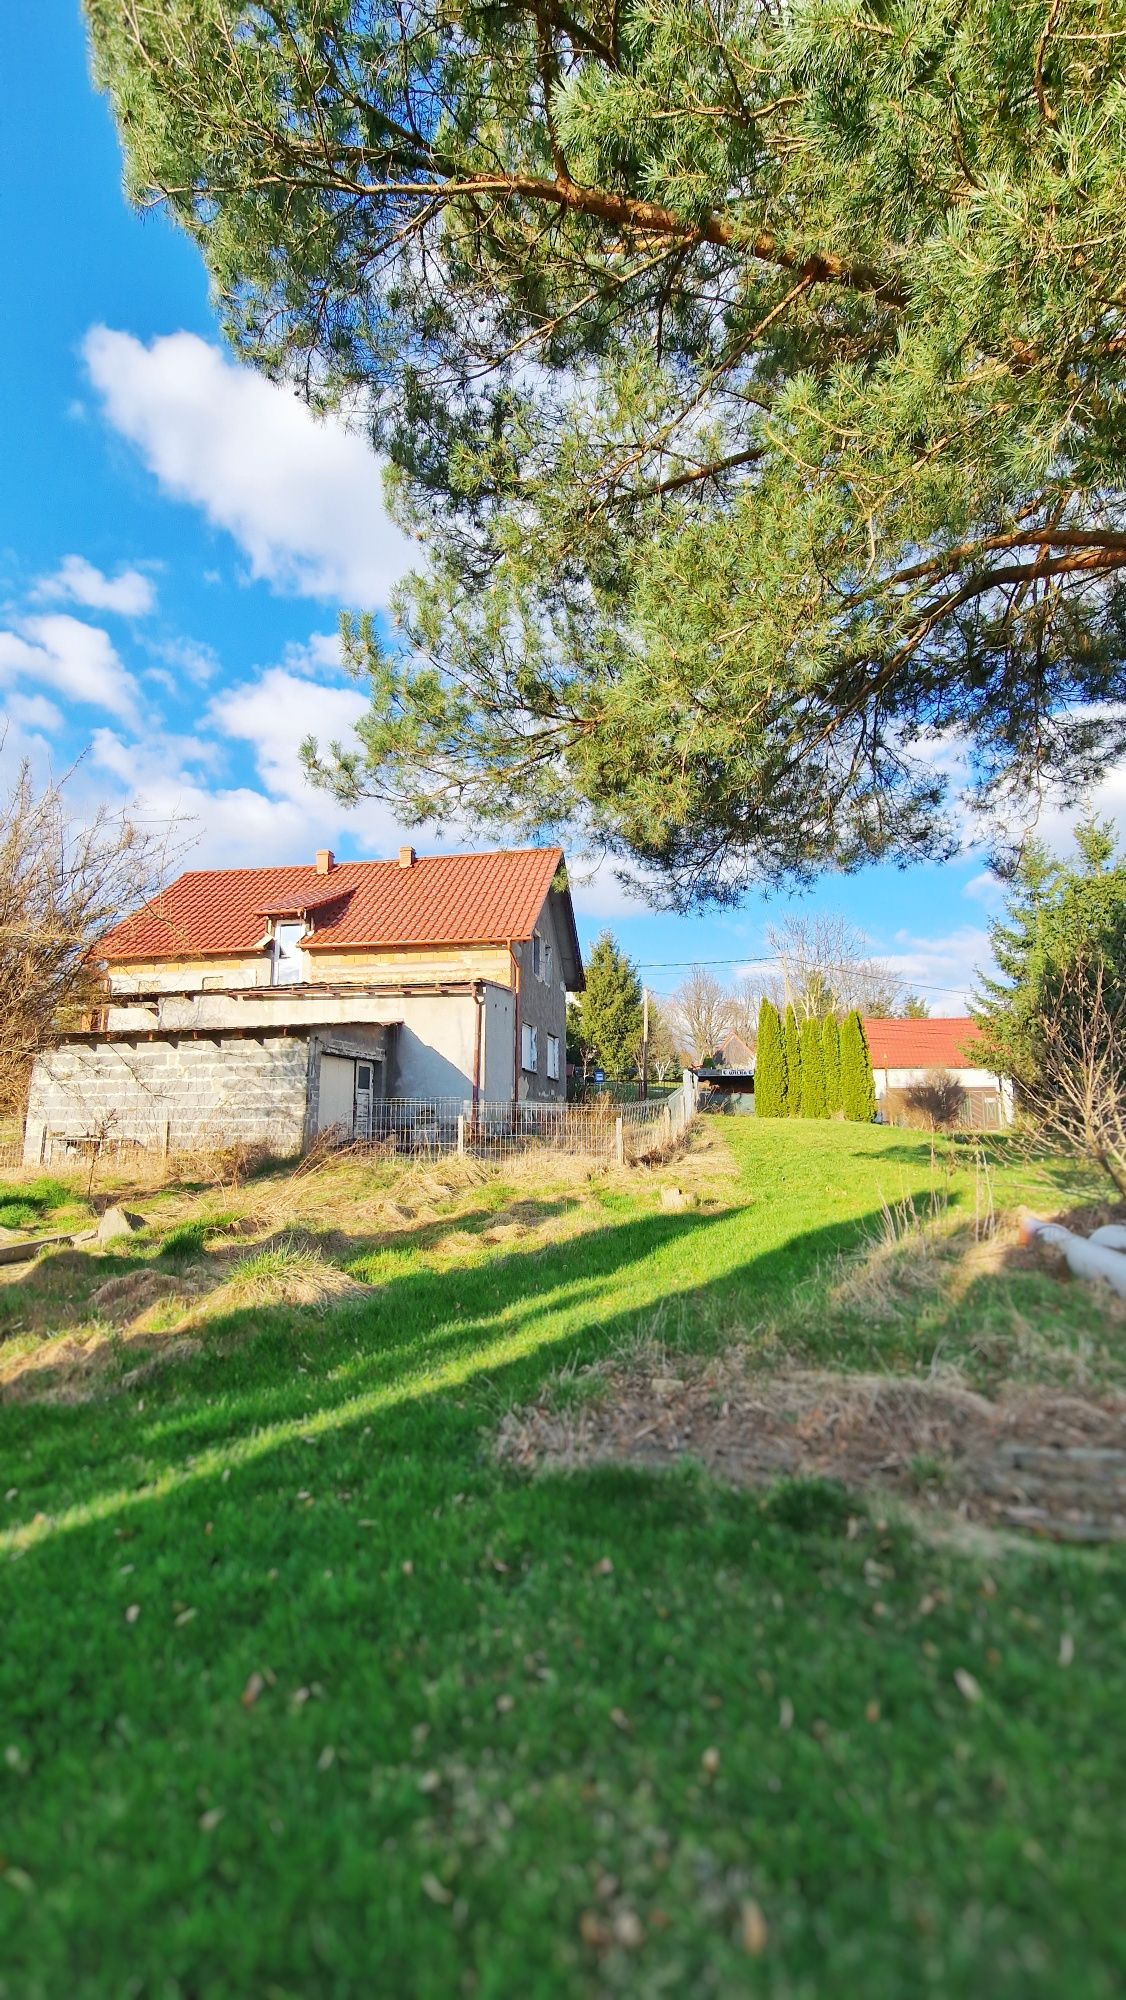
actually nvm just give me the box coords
[631,954,977,998]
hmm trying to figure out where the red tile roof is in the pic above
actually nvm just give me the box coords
[862,1016,986,1071]
[99,847,567,963]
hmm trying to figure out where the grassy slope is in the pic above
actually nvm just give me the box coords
[0,1123,1123,1998]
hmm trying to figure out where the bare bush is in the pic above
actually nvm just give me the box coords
[903,1069,967,1131]
[1024,959,1126,1197]
[0,760,174,1112]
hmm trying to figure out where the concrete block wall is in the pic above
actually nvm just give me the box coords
[23,1034,312,1162]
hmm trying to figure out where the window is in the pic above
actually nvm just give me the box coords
[271,921,305,986]
[546,1033,560,1081]
[532,932,542,978]
[544,941,553,985]
[521,1023,538,1072]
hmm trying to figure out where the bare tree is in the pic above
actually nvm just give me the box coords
[665,968,735,1066]
[0,761,174,1112]
[646,1001,682,1082]
[764,914,902,1019]
[1025,959,1126,1196]
[726,976,761,1050]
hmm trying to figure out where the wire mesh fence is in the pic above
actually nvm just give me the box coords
[0,1081,699,1181]
[353,1081,697,1163]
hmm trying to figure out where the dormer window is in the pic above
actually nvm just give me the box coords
[271,920,305,986]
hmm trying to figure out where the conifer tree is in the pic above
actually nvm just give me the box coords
[754,998,786,1117]
[576,933,643,1078]
[783,1005,802,1117]
[822,1015,842,1116]
[89,0,1126,901]
[840,1012,877,1122]
[973,822,1126,1093]
[799,1017,827,1117]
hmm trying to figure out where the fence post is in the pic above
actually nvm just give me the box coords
[161,1116,171,1158]
[457,1113,466,1157]
[614,1115,624,1166]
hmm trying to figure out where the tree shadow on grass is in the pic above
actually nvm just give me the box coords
[1,1197,900,1557]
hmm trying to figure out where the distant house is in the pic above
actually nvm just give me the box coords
[716,1031,755,1069]
[862,1016,1013,1127]
[24,845,583,1161]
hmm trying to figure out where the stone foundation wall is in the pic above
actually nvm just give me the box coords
[23,1035,313,1163]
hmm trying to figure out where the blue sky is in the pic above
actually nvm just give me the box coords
[2,5,1115,1010]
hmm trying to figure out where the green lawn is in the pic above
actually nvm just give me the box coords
[0,1122,1123,1998]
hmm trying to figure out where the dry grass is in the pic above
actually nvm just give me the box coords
[498,1344,1126,1542]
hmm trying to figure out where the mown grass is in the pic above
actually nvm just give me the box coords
[0,1122,1122,1998]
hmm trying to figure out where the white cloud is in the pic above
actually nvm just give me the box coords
[963,869,1007,911]
[34,554,156,617]
[83,327,415,604]
[0,614,139,723]
[208,666,370,801]
[147,634,221,687]
[2,691,64,733]
[879,924,995,1012]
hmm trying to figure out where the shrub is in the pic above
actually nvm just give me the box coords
[903,1070,967,1130]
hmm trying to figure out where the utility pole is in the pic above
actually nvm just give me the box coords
[640,985,649,1101]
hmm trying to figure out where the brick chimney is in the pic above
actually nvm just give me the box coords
[398,845,416,869]
[315,848,334,875]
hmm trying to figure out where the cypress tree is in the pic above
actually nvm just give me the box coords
[783,1004,801,1116]
[840,1011,877,1122]
[822,1014,842,1114]
[799,1016,827,1117]
[754,998,786,1117]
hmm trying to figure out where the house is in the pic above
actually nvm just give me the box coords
[23,845,584,1162]
[862,1016,1013,1127]
[716,1031,755,1069]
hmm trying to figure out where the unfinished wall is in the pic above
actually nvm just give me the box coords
[386,993,481,1099]
[23,1034,313,1163]
[513,896,569,1101]
[481,984,515,1100]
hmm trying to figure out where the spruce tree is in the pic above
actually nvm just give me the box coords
[754,998,785,1117]
[973,822,1126,1093]
[799,1017,827,1117]
[576,933,643,1078]
[783,1005,802,1117]
[840,1012,877,1122]
[822,1015,842,1116]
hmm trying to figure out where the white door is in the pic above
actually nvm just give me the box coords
[354,1060,375,1140]
[272,921,305,985]
[318,1054,356,1136]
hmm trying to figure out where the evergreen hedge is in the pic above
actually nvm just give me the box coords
[754,998,786,1117]
[783,1005,801,1116]
[840,1011,877,1122]
[799,1017,827,1117]
[822,1015,842,1115]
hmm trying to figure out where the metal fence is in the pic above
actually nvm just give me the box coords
[354,1079,697,1163]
